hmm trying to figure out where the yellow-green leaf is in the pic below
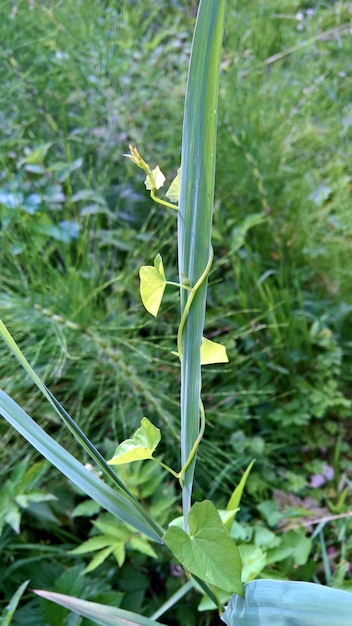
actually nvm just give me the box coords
[20,143,52,165]
[108,418,161,465]
[139,254,166,317]
[200,337,228,365]
[166,168,180,203]
[144,165,165,190]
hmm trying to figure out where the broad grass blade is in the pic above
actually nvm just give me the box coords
[0,390,163,543]
[0,319,138,500]
[221,579,352,625]
[34,591,166,626]
[178,0,227,523]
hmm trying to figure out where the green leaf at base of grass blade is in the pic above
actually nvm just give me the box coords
[34,590,167,626]
[163,500,243,595]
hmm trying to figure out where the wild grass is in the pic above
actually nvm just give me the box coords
[0,0,352,620]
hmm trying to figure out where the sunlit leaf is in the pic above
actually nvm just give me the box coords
[108,418,161,465]
[139,254,166,317]
[34,591,167,626]
[225,460,256,530]
[163,500,243,595]
[166,168,180,203]
[200,337,228,365]
[145,165,166,191]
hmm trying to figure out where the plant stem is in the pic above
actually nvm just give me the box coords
[150,189,178,211]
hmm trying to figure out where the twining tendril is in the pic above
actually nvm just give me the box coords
[176,247,214,483]
[177,246,214,360]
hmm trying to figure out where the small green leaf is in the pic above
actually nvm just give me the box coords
[139,254,166,317]
[163,500,243,595]
[144,165,165,190]
[200,337,228,365]
[166,168,180,203]
[19,143,52,165]
[84,546,116,573]
[225,460,256,530]
[108,418,161,465]
[70,536,113,555]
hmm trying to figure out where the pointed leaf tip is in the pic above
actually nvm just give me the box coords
[201,337,228,365]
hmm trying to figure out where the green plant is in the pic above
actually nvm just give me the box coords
[0,1,352,625]
[0,457,56,537]
[0,580,29,626]
[0,1,238,621]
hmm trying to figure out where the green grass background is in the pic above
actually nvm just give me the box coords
[0,1,351,623]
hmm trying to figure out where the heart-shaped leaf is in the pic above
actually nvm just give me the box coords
[108,418,161,465]
[139,254,166,317]
[200,337,228,365]
[163,500,242,595]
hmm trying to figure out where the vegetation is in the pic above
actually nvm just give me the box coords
[0,0,351,624]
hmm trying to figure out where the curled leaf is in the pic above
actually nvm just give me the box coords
[145,165,166,191]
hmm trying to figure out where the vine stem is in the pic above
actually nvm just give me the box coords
[178,398,206,486]
[152,400,206,487]
[177,246,214,359]
[150,189,178,211]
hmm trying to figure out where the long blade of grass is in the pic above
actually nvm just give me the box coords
[34,590,166,626]
[149,580,193,621]
[178,0,227,523]
[0,390,163,543]
[0,318,163,539]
